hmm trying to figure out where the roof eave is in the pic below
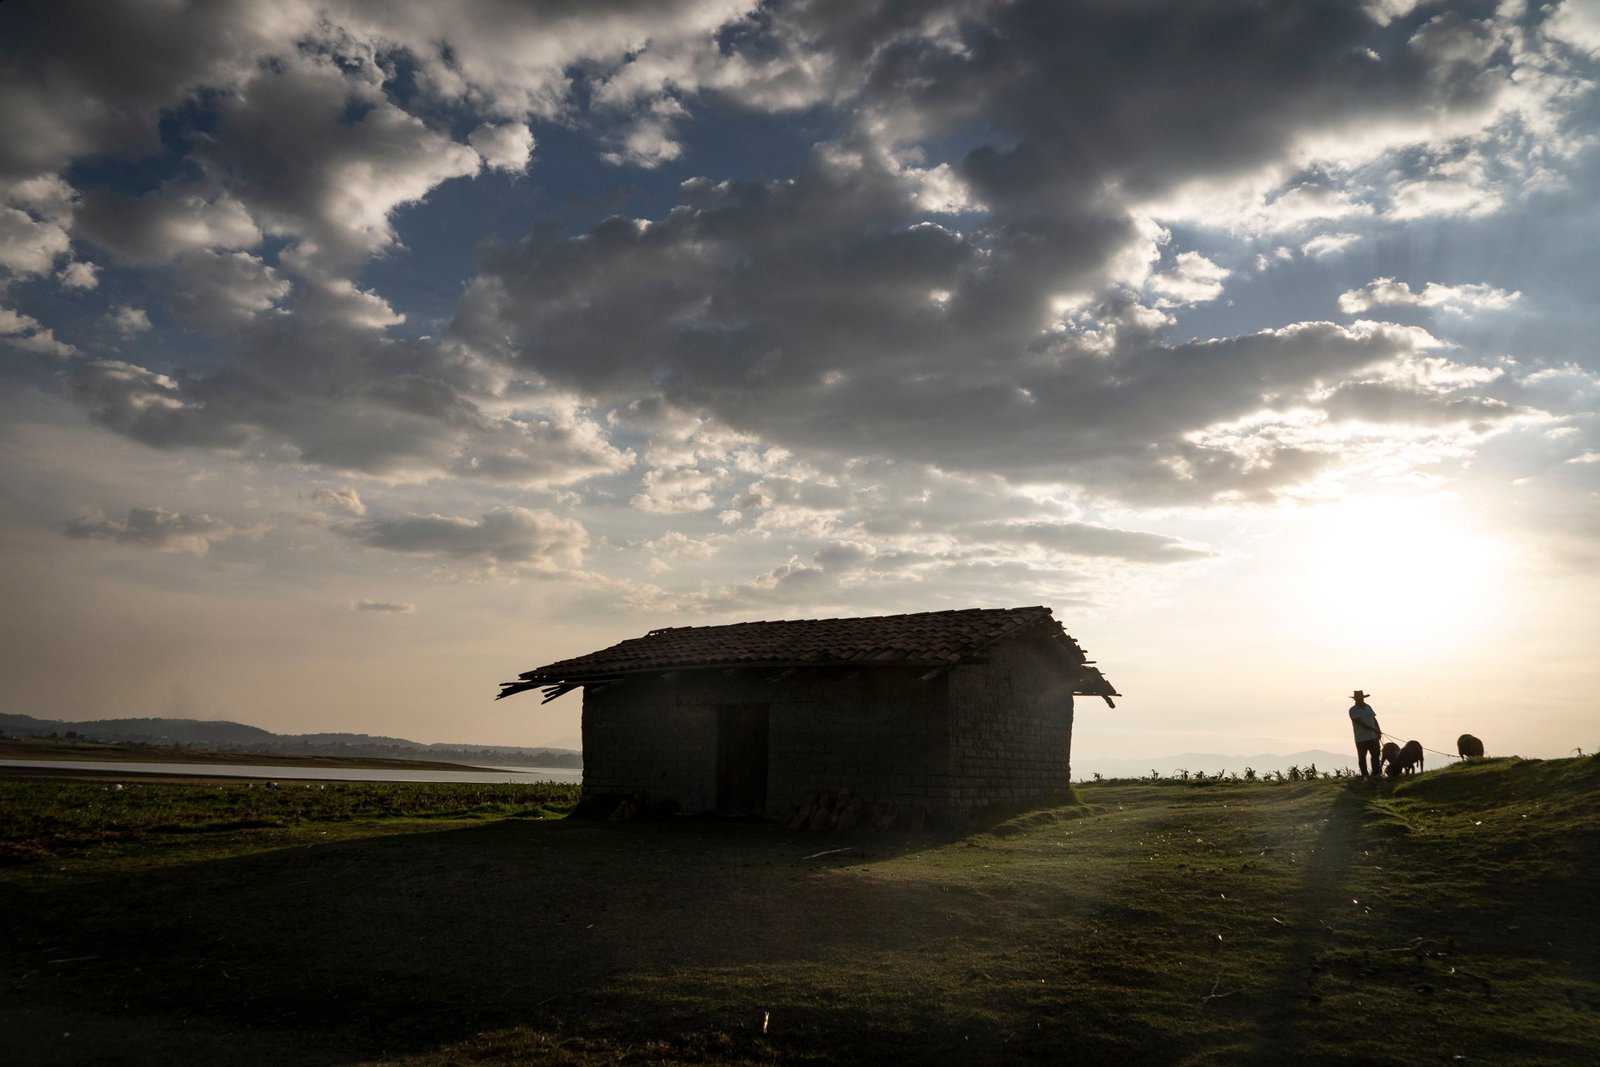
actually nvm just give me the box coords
[498,656,976,698]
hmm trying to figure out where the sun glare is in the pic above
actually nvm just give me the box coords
[1295,499,1510,652]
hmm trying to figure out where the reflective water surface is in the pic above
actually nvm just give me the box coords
[0,759,582,784]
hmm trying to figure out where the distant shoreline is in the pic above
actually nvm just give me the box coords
[0,738,497,774]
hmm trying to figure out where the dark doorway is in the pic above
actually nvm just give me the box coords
[716,704,770,814]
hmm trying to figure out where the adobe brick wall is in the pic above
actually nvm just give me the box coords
[581,667,953,815]
[945,637,1075,813]
[764,668,951,816]
[581,680,718,811]
[579,640,1076,818]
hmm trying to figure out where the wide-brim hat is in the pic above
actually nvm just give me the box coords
[1351,690,1370,700]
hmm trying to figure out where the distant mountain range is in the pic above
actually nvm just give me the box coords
[0,713,581,767]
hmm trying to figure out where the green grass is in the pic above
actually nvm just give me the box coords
[1,759,1596,1065]
[0,779,579,864]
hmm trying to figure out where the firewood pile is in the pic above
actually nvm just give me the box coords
[785,787,927,832]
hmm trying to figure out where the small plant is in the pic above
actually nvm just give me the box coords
[1304,763,1319,780]
[1243,767,1257,782]
[1285,765,1302,782]
[1177,769,1190,782]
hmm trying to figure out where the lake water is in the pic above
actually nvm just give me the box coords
[0,758,583,784]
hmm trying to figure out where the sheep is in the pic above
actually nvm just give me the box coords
[1457,733,1485,759]
[1381,741,1400,767]
[1384,739,1425,777]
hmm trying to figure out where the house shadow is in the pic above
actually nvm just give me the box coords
[3,812,989,1065]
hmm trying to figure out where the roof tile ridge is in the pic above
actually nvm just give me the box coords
[962,605,1057,656]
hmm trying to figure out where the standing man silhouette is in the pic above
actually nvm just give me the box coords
[1349,690,1382,780]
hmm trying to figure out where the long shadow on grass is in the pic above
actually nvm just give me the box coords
[1,815,969,1065]
[1250,785,1372,1057]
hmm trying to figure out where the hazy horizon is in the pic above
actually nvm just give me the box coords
[2,2,1597,765]
[0,708,1568,769]
[0,706,1419,777]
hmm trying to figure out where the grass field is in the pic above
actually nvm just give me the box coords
[2,758,1596,1065]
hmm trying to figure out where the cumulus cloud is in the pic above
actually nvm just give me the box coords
[0,305,75,357]
[638,530,722,573]
[62,506,240,554]
[1320,381,1517,427]
[57,260,98,289]
[1388,175,1502,220]
[601,96,691,169]
[0,4,300,178]
[353,598,415,613]
[1301,233,1361,259]
[463,145,1125,397]
[469,122,534,174]
[1254,183,1374,231]
[75,189,260,265]
[0,206,70,276]
[1547,1,1600,56]
[109,305,152,336]
[3,0,1597,745]
[1338,278,1522,315]
[167,250,291,329]
[863,2,1522,220]
[65,316,634,487]
[0,176,74,276]
[333,0,756,121]
[471,160,1448,501]
[1147,252,1230,308]
[670,521,1131,615]
[67,360,250,450]
[288,275,405,332]
[738,475,854,520]
[197,52,481,275]
[341,506,588,572]
[960,521,1213,563]
[632,466,726,515]
[5,0,1592,525]
[310,486,366,516]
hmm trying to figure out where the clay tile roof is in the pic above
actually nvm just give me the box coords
[497,606,1119,702]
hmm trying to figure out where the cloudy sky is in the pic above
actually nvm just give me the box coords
[2,0,1597,761]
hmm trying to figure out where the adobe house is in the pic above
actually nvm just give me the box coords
[496,606,1118,819]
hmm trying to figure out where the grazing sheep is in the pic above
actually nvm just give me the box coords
[1385,739,1425,777]
[1457,733,1485,759]
[1381,741,1400,767]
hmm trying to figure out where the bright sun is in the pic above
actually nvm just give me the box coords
[1294,499,1510,653]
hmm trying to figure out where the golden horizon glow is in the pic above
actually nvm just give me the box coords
[1293,497,1511,654]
